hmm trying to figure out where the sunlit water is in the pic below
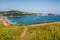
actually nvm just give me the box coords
[6,15,60,24]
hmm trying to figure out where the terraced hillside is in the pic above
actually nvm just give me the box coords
[0,22,60,40]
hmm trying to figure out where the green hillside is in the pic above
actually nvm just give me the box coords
[0,10,36,16]
[0,22,60,40]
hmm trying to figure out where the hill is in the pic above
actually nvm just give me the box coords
[0,10,37,16]
[0,22,60,40]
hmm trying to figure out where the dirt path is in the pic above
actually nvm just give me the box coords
[20,27,28,40]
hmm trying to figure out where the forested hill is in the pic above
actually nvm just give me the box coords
[0,10,37,16]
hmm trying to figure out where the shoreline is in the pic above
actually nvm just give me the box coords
[0,16,60,26]
[5,17,16,24]
[0,16,10,26]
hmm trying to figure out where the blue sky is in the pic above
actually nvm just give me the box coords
[0,0,60,14]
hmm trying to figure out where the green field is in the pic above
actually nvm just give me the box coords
[0,22,60,40]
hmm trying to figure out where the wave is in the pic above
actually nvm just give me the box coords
[5,17,17,24]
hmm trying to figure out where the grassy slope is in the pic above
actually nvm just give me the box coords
[0,25,24,40]
[0,22,60,40]
[24,22,60,40]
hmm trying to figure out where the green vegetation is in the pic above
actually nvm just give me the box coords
[0,25,24,40]
[0,10,37,16]
[23,22,60,40]
[0,22,60,40]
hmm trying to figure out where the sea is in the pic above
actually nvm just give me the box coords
[6,15,60,24]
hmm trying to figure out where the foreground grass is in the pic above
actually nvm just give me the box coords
[0,25,24,40]
[0,22,60,40]
[24,22,60,40]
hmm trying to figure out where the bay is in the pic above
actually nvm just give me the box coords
[6,15,60,24]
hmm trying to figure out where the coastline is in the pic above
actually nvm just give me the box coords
[0,16,10,26]
[5,17,17,24]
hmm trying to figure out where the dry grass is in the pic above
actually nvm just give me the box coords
[0,22,60,40]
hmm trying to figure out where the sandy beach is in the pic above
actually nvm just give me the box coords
[0,16,10,26]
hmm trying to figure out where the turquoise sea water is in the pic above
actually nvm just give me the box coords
[7,15,60,24]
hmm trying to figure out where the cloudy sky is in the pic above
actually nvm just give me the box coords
[0,0,60,14]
